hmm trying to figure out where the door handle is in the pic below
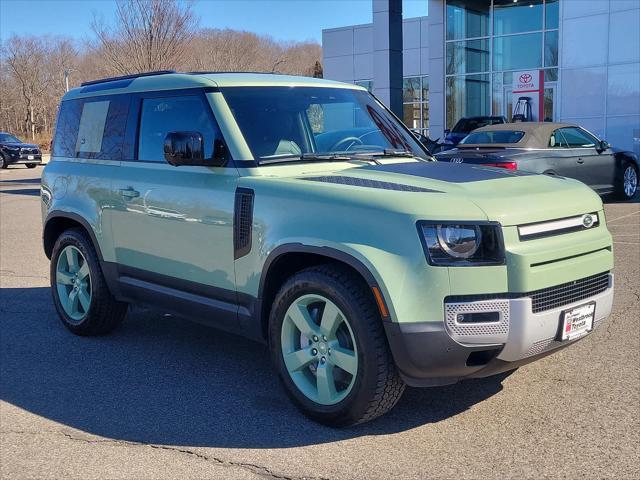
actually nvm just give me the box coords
[577,158,584,164]
[119,187,140,199]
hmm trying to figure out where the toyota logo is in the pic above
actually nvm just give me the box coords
[450,158,464,163]
[582,214,595,228]
[519,73,532,83]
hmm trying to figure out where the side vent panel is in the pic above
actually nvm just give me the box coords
[234,188,254,259]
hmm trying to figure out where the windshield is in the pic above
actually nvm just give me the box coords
[0,133,21,143]
[452,117,504,133]
[460,130,525,145]
[220,86,429,161]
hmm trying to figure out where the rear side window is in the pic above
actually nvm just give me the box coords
[459,130,525,145]
[52,96,129,160]
[137,95,220,162]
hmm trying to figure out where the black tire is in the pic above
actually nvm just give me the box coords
[0,154,7,169]
[26,163,37,168]
[269,263,405,427]
[615,162,638,200]
[50,228,128,335]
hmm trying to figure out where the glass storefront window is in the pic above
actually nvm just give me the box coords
[491,73,503,115]
[544,30,558,67]
[422,103,430,131]
[403,77,421,102]
[403,103,421,130]
[421,76,429,101]
[403,76,429,135]
[493,33,542,71]
[446,0,490,40]
[493,0,543,35]
[543,68,558,82]
[545,0,559,30]
[446,39,490,75]
[446,74,490,128]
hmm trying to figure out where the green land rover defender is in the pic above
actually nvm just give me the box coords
[42,72,614,426]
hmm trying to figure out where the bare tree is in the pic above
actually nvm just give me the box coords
[91,0,198,74]
[3,36,53,140]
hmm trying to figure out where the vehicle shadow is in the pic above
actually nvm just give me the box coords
[0,287,508,448]
[0,177,41,185]
[0,188,41,196]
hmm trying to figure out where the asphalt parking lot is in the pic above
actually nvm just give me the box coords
[1,165,638,480]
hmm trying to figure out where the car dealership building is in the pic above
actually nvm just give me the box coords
[322,0,640,152]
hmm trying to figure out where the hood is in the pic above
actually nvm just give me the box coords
[1,142,39,149]
[285,161,602,226]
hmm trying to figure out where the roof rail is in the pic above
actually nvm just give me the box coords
[184,71,285,76]
[80,70,176,87]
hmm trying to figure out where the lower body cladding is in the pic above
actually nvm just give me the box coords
[384,272,614,387]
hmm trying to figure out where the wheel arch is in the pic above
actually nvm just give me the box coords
[43,211,104,261]
[257,244,392,340]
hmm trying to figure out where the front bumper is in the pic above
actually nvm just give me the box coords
[385,274,614,387]
[5,154,42,165]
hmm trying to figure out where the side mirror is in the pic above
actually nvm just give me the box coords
[597,139,609,152]
[164,132,228,167]
[164,131,204,166]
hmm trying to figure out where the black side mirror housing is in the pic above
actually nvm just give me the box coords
[164,132,227,167]
[597,139,609,152]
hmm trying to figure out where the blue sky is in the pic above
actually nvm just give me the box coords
[0,0,428,44]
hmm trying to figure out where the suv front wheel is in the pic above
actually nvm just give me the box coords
[269,264,405,427]
[51,229,128,335]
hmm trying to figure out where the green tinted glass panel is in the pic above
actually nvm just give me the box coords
[545,0,559,29]
[446,74,490,129]
[403,77,421,102]
[446,39,490,75]
[493,33,542,71]
[446,0,490,40]
[421,76,429,102]
[493,0,543,35]
[543,68,558,82]
[544,30,559,67]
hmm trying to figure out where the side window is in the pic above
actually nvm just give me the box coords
[137,95,220,162]
[52,100,82,158]
[558,127,597,148]
[549,129,567,148]
[52,96,129,160]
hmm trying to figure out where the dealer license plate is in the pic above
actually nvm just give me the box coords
[559,302,595,341]
[27,155,34,160]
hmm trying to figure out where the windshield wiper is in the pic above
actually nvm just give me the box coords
[258,152,384,165]
[351,149,432,162]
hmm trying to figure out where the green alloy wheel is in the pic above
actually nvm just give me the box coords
[270,265,405,427]
[281,294,358,405]
[50,229,127,335]
[56,245,92,322]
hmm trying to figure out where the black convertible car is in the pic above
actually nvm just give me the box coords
[436,122,639,200]
[0,132,42,169]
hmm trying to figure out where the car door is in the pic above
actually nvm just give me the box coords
[109,89,240,321]
[558,127,616,192]
[541,129,578,178]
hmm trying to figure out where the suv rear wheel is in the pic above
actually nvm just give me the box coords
[51,229,127,335]
[269,264,405,426]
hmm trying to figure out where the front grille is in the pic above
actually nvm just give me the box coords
[20,148,39,155]
[529,272,610,313]
[446,272,610,314]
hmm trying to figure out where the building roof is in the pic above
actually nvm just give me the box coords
[458,122,578,149]
[63,72,364,101]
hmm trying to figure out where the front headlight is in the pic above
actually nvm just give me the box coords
[418,222,505,266]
